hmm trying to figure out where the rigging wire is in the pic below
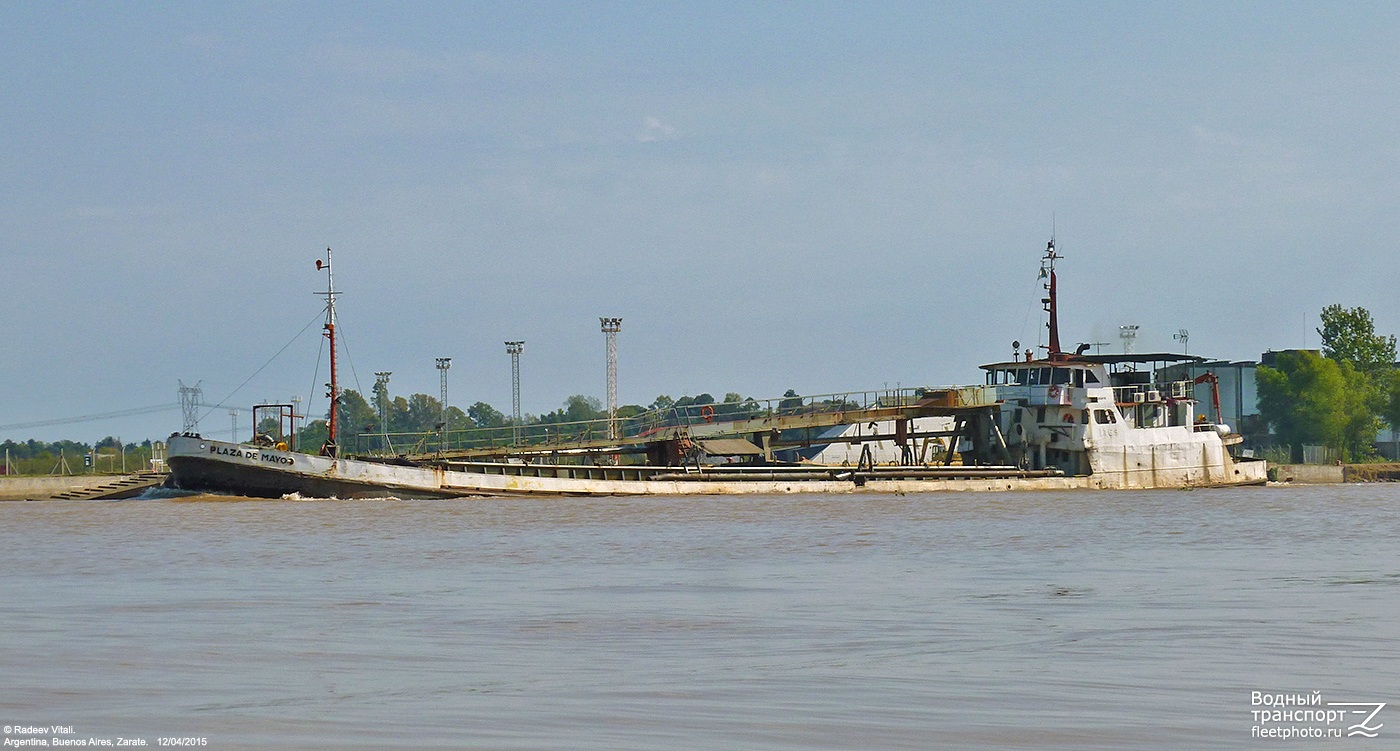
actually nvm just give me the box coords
[305,304,328,427]
[299,304,366,435]
[1017,260,1043,357]
[197,310,326,426]
[332,306,367,401]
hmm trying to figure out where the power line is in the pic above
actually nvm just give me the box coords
[1,400,263,434]
[0,403,180,431]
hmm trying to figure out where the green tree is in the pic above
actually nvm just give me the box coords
[1318,304,1397,375]
[337,390,379,447]
[562,395,603,423]
[779,389,803,414]
[649,395,675,411]
[715,392,761,420]
[297,419,329,452]
[445,405,472,431]
[1257,350,1378,461]
[403,393,443,431]
[1318,303,1397,451]
[1386,379,1400,436]
[468,402,507,428]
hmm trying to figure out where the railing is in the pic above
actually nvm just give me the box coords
[351,387,947,458]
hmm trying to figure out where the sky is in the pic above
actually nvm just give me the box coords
[4,1,1400,444]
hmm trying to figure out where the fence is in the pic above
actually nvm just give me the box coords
[1301,444,1341,466]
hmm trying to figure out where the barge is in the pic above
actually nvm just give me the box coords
[167,242,1266,498]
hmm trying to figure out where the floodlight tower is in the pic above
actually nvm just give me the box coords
[505,341,524,443]
[374,371,392,438]
[178,380,203,433]
[436,357,451,451]
[1119,324,1140,355]
[600,318,622,441]
[291,395,302,442]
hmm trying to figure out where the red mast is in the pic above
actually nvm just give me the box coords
[317,248,339,456]
[1040,239,1064,361]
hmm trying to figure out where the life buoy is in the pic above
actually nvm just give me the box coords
[1063,412,1075,424]
[701,405,715,423]
[1048,385,1061,400]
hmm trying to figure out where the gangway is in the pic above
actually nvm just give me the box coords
[359,386,1006,467]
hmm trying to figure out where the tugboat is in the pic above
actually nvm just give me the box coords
[980,240,1266,488]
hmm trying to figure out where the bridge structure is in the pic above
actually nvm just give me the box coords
[355,386,1011,469]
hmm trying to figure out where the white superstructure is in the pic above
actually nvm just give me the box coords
[975,239,1265,489]
[983,357,1263,488]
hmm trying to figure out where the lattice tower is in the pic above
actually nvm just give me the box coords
[436,358,451,451]
[178,380,203,433]
[505,342,524,443]
[600,318,622,440]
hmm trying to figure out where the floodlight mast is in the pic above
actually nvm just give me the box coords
[1120,324,1140,355]
[374,371,392,439]
[436,358,452,452]
[505,341,524,443]
[600,318,622,441]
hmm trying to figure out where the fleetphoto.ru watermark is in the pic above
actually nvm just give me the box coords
[1251,691,1386,740]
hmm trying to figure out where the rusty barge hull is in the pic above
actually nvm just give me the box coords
[166,435,1263,499]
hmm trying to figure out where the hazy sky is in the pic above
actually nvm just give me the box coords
[5,2,1399,443]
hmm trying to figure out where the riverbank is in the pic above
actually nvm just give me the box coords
[1269,462,1400,484]
[0,473,168,500]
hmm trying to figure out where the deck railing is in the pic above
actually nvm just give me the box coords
[352,387,943,457]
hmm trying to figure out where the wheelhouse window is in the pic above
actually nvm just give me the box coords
[1052,368,1072,385]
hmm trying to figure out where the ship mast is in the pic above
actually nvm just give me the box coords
[1040,239,1064,361]
[317,248,339,456]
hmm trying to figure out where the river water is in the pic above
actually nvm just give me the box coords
[2,485,1397,749]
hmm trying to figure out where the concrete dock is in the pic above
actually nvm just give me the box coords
[0,473,168,501]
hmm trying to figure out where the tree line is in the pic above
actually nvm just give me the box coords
[1257,304,1400,462]
[0,388,817,474]
[284,388,805,454]
[0,437,159,476]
